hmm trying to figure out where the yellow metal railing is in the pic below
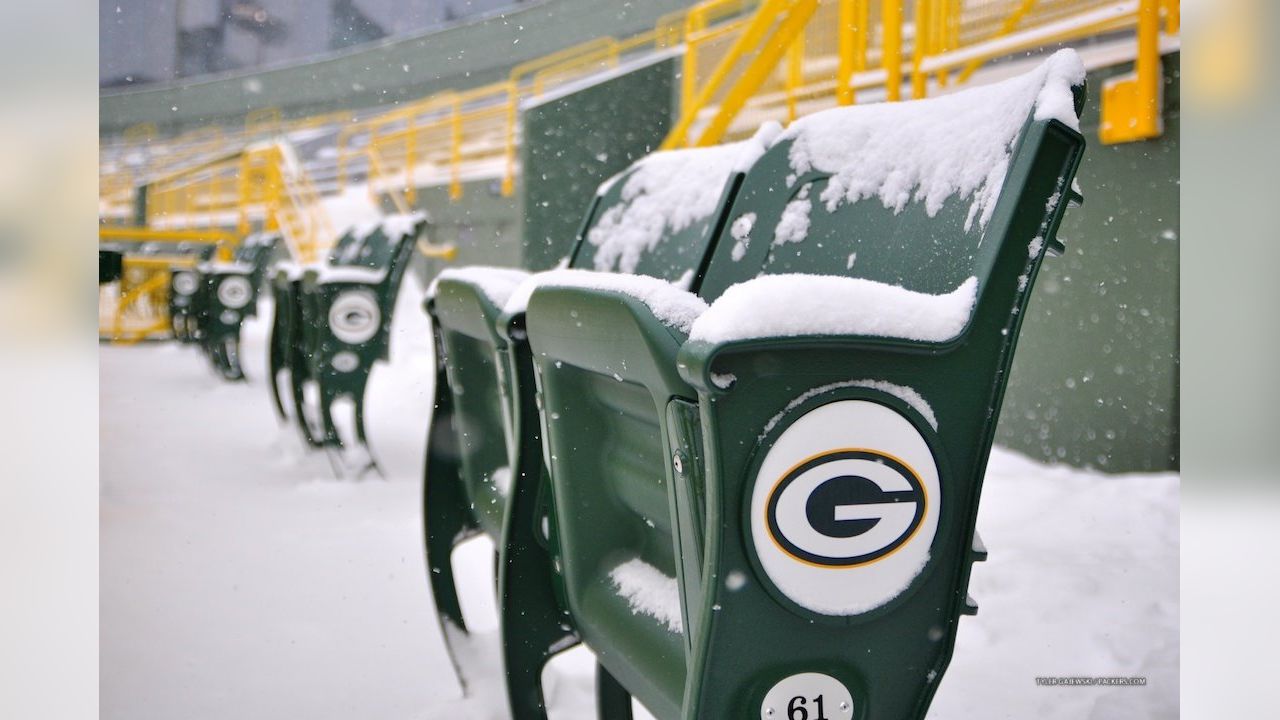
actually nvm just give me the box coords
[98,253,199,343]
[144,143,333,263]
[99,226,238,261]
[665,0,820,149]
[334,18,694,204]
[665,0,910,148]
[664,0,1178,148]
[97,3,700,213]
[101,0,1179,243]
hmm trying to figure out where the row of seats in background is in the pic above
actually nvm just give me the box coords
[99,234,278,381]
[98,211,429,475]
[168,233,278,380]
[421,52,1088,720]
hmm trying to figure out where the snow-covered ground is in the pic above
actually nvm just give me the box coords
[100,274,1178,719]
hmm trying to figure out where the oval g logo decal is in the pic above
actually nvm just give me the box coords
[328,290,380,344]
[766,449,926,568]
[172,271,198,296]
[750,399,940,616]
[217,276,253,309]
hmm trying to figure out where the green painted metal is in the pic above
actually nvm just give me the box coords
[267,229,364,431]
[193,234,280,381]
[266,220,422,463]
[99,250,123,285]
[997,53,1179,472]
[520,56,677,271]
[523,91,1086,719]
[297,222,421,457]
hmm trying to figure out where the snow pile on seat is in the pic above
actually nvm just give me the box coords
[771,184,812,246]
[430,266,532,307]
[381,211,428,240]
[491,466,512,497]
[689,274,977,344]
[776,48,1084,231]
[506,269,709,334]
[586,122,782,274]
[316,265,388,284]
[609,558,683,634]
[203,261,256,274]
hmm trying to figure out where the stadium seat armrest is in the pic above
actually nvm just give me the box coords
[525,285,698,398]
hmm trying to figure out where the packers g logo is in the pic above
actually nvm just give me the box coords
[749,399,941,616]
[766,449,927,568]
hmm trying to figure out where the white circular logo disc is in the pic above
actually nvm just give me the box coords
[328,291,380,344]
[217,276,252,308]
[172,272,198,296]
[751,400,940,616]
[760,673,853,720]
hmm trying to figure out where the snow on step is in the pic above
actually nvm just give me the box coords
[689,274,977,345]
[776,48,1084,231]
[609,558,683,634]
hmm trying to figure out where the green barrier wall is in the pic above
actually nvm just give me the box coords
[996,53,1180,472]
[393,179,524,287]
[520,56,677,270]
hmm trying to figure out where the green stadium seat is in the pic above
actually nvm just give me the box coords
[99,249,123,285]
[523,50,1086,720]
[185,233,280,380]
[423,124,781,719]
[267,229,363,424]
[291,214,425,470]
[139,242,215,342]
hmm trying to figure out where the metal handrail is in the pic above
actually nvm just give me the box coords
[101,0,1179,246]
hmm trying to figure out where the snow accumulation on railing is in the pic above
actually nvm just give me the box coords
[586,122,783,274]
[777,48,1084,232]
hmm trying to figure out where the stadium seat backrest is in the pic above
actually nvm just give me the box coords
[433,130,777,542]
[566,128,779,286]
[700,60,1086,306]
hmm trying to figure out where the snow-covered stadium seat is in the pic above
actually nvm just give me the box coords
[174,232,279,380]
[422,125,781,719]
[268,213,425,468]
[523,49,1087,720]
